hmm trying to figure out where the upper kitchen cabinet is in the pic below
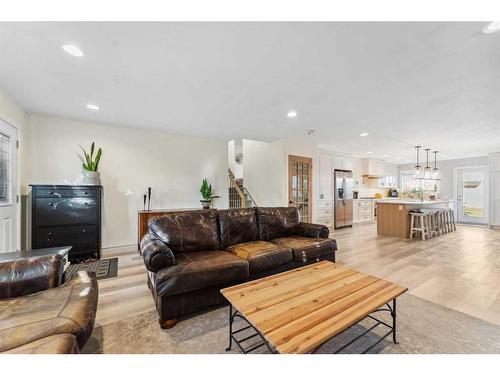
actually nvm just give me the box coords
[318,153,333,200]
[351,158,363,188]
[334,157,353,171]
[380,163,398,188]
[362,158,386,177]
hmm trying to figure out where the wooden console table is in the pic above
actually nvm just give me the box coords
[137,208,206,252]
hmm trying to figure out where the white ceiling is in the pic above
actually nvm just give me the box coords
[1,22,500,163]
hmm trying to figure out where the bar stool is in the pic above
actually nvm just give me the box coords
[445,209,456,232]
[421,209,439,238]
[409,211,431,240]
[435,209,448,235]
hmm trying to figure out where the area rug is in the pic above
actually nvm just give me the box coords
[64,257,118,281]
[82,293,500,354]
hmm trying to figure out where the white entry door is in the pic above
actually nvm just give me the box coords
[0,118,18,253]
[457,167,489,225]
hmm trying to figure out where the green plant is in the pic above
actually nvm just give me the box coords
[200,178,220,201]
[78,142,102,172]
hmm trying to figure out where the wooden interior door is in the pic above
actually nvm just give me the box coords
[288,155,312,222]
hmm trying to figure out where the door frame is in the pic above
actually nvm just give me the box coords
[0,113,21,252]
[288,155,313,222]
[453,165,489,225]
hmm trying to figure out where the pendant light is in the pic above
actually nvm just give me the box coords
[432,151,440,179]
[414,146,422,175]
[424,148,431,179]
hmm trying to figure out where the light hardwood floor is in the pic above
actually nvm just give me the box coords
[96,223,500,328]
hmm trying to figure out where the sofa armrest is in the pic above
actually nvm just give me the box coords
[141,233,176,272]
[296,222,330,239]
[0,254,64,299]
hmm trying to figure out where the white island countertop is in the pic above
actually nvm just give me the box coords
[375,199,454,205]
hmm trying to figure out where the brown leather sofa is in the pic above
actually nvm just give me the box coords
[141,207,337,328]
[0,253,98,354]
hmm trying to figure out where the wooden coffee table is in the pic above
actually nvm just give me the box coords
[220,261,407,354]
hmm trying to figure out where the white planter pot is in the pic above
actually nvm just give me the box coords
[82,171,101,185]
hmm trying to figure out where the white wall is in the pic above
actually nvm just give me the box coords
[243,139,286,206]
[398,156,489,199]
[23,113,229,248]
[243,138,317,208]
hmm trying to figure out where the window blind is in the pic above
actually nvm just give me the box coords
[0,132,10,204]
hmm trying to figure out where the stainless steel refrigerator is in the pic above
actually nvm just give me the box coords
[334,170,353,229]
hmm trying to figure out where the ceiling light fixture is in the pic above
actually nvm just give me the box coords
[367,151,373,154]
[414,146,422,175]
[396,157,401,160]
[62,44,84,57]
[287,111,297,118]
[360,132,369,137]
[86,103,99,111]
[383,154,389,157]
[483,22,500,34]
[432,151,440,179]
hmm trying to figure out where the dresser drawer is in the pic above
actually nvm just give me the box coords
[35,225,98,252]
[35,187,97,198]
[35,197,98,226]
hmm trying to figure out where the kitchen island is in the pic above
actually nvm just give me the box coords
[376,199,454,238]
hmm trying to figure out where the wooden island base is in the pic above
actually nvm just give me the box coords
[376,200,454,239]
[377,203,413,238]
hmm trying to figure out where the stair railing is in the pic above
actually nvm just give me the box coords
[228,168,247,208]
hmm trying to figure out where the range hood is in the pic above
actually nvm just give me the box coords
[362,158,385,178]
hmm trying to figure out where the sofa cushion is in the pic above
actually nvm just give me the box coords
[148,210,220,253]
[218,208,259,249]
[0,271,98,352]
[226,240,293,274]
[255,207,300,241]
[4,334,79,354]
[154,251,249,297]
[270,236,337,262]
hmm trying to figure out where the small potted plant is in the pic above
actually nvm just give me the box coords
[200,178,219,209]
[78,142,103,185]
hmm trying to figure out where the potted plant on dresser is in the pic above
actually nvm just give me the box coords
[200,178,219,209]
[79,142,103,185]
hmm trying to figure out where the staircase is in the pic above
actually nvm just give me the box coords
[228,168,257,208]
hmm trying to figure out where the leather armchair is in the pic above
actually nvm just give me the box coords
[0,254,98,354]
[0,253,64,299]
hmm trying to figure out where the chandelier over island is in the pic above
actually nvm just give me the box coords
[413,145,440,181]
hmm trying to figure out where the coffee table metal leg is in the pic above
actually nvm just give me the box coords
[225,304,233,352]
[392,298,398,345]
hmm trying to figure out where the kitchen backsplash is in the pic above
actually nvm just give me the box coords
[355,178,390,198]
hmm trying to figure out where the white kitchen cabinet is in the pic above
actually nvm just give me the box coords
[315,200,334,228]
[353,199,375,223]
[334,157,353,171]
[378,163,398,188]
[362,158,386,176]
[318,153,333,201]
[352,158,362,188]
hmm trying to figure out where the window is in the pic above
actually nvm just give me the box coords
[0,132,11,205]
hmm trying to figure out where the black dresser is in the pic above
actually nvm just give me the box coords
[30,185,102,260]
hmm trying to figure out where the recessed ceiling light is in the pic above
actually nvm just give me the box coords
[287,111,297,118]
[396,157,401,160]
[62,44,84,57]
[360,132,369,137]
[483,22,500,34]
[86,103,99,111]
[367,151,373,154]
[383,154,389,157]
